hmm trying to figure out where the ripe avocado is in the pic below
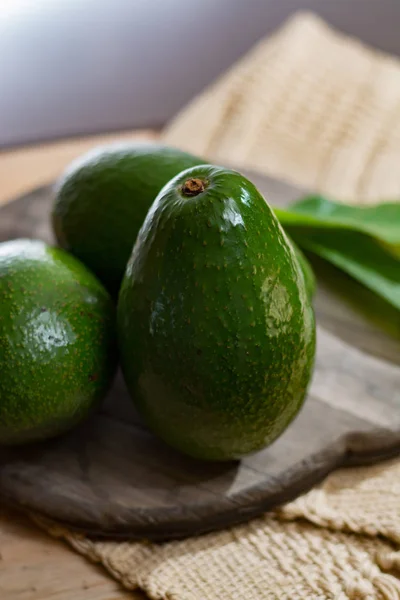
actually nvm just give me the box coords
[118,165,316,461]
[289,239,316,301]
[52,143,203,296]
[0,239,117,445]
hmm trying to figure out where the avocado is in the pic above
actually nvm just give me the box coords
[118,165,316,461]
[52,143,203,296]
[288,238,316,301]
[0,239,117,445]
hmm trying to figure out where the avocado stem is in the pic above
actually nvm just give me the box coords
[181,178,206,197]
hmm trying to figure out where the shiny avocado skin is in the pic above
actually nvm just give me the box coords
[0,239,117,445]
[118,165,316,461]
[289,239,316,301]
[52,143,203,296]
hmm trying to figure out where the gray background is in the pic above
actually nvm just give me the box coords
[1,0,399,147]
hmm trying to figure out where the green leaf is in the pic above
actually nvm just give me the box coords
[289,229,400,311]
[275,196,400,252]
[308,253,400,346]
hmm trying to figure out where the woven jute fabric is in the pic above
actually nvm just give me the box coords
[37,460,400,599]
[163,12,400,204]
[39,13,400,599]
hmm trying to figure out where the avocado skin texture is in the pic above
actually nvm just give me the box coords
[0,239,117,445]
[118,165,316,461]
[288,239,316,301]
[52,143,203,296]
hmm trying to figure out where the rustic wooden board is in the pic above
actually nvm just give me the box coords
[0,175,399,541]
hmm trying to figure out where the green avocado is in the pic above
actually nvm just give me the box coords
[118,165,316,461]
[0,239,117,445]
[288,238,316,301]
[52,143,203,296]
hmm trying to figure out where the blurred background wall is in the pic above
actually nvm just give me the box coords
[1,0,400,147]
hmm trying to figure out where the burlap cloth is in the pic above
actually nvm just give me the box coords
[164,12,400,204]
[40,13,400,599]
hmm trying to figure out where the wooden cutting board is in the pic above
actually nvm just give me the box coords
[0,174,399,541]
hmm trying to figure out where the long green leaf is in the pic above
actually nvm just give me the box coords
[289,229,400,311]
[275,196,400,252]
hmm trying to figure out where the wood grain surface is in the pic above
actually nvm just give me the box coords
[0,508,143,600]
[0,174,399,541]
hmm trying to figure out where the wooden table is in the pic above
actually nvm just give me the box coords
[0,131,156,600]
